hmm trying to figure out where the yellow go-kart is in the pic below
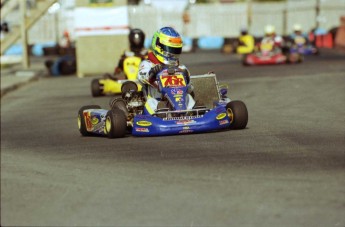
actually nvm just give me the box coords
[91,56,142,97]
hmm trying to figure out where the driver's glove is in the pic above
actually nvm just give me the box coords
[148,64,163,83]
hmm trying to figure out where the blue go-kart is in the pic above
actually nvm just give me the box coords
[78,66,248,138]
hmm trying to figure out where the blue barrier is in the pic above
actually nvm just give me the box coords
[197,36,224,49]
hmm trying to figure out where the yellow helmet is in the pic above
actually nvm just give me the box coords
[151,27,183,65]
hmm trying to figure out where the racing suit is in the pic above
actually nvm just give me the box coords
[289,33,310,46]
[137,52,195,115]
[259,35,284,52]
[106,48,148,80]
[237,34,255,54]
[116,49,148,74]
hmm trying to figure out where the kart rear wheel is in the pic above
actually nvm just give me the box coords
[242,54,249,66]
[91,79,103,97]
[297,54,304,63]
[78,105,101,136]
[226,101,248,130]
[104,108,127,138]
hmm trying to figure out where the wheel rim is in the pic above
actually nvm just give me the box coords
[105,116,112,134]
[78,115,81,130]
[227,108,234,124]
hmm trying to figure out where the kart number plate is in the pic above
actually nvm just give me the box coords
[160,75,186,87]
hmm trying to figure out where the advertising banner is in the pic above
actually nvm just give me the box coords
[75,6,129,36]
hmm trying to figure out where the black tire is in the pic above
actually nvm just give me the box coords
[78,105,101,136]
[104,108,127,138]
[91,79,103,97]
[226,101,248,130]
[298,54,304,63]
[60,59,76,75]
[121,81,138,93]
[109,97,129,118]
[242,54,249,66]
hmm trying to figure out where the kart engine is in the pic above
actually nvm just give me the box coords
[122,91,145,115]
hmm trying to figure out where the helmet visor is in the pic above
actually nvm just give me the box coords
[164,45,182,55]
[157,41,182,55]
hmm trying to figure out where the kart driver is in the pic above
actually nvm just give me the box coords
[289,24,310,46]
[236,27,255,54]
[137,26,195,115]
[106,28,148,80]
[258,25,284,52]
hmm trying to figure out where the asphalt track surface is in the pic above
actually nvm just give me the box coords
[1,49,345,227]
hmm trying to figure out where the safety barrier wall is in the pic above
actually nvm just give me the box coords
[128,1,344,38]
[3,1,345,47]
[250,2,285,36]
[286,0,317,36]
[319,0,345,31]
[187,3,248,38]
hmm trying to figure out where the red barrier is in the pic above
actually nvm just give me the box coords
[315,33,333,48]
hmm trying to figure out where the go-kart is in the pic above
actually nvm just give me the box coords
[242,42,287,66]
[78,66,248,138]
[91,55,142,97]
[288,36,318,55]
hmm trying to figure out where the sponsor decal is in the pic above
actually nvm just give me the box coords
[176,120,196,125]
[179,129,193,134]
[136,120,152,126]
[135,127,149,132]
[175,95,184,102]
[160,75,186,87]
[219,119,229,125]
[91,116,99,125]
[216,113,227,120]
[83,111,92,131]
[171,88,184,95]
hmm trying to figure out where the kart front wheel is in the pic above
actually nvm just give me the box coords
[242,54,249,66]
[104,108,127,138]
[121,81,138,93]
[109,97,129,118]
[91,79,103,97]
[226,101,248,130]
[78,105,101,136]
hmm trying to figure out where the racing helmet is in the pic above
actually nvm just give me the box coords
[151,27,183,65]
[264,25,275,36]
[293,24,302,33]
[129,28,145,52]
[240,27,248,36]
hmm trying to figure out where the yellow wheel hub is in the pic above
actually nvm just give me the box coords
[78,115,81,129]
[105,116,112,133]
[227,108,234,124]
